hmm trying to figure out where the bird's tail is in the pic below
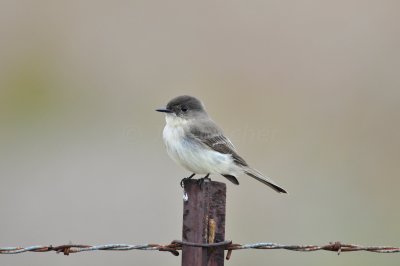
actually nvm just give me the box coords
[243,167,287,193]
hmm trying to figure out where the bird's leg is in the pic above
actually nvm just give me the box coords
[197,173,211,188]
[180,173,196,188]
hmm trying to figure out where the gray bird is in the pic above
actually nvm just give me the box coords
[156,95,287,193]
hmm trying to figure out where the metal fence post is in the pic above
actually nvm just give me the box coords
[182,179,226,266]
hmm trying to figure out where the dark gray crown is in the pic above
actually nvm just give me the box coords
[166,95,204,112]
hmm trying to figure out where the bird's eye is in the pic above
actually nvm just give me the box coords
[181,106,188,112]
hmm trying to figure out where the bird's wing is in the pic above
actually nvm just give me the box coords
[188,120,248,167]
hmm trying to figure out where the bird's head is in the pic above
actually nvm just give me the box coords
[156,95,206,119]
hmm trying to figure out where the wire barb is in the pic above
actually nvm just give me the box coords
[1,241,399,259]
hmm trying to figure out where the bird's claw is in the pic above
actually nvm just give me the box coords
[197,174,211,189]
[180,178,188,188]
[180,173,196,188]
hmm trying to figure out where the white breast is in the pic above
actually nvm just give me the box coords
[162,115,241,175]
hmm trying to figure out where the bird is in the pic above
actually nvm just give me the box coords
[156,95,287,193]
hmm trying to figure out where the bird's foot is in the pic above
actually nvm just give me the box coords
[197,174,211,188]
[180,173,196,188]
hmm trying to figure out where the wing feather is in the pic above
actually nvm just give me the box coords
[188,119,248,167]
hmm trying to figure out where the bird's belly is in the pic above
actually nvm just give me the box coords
[163,126,238,175]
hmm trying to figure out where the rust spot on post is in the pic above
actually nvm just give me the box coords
[208,219,216,244]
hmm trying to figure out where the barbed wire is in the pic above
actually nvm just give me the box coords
[1,240,399,260]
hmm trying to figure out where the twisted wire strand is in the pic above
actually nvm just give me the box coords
[1,240,399,259]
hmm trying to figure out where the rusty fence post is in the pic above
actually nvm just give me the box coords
[182,179,226,266]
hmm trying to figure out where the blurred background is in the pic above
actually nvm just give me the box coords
[1,1,399,265]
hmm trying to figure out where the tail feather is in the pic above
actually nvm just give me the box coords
[244,167,287,193]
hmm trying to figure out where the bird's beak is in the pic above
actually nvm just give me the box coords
[156,107,173,113]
